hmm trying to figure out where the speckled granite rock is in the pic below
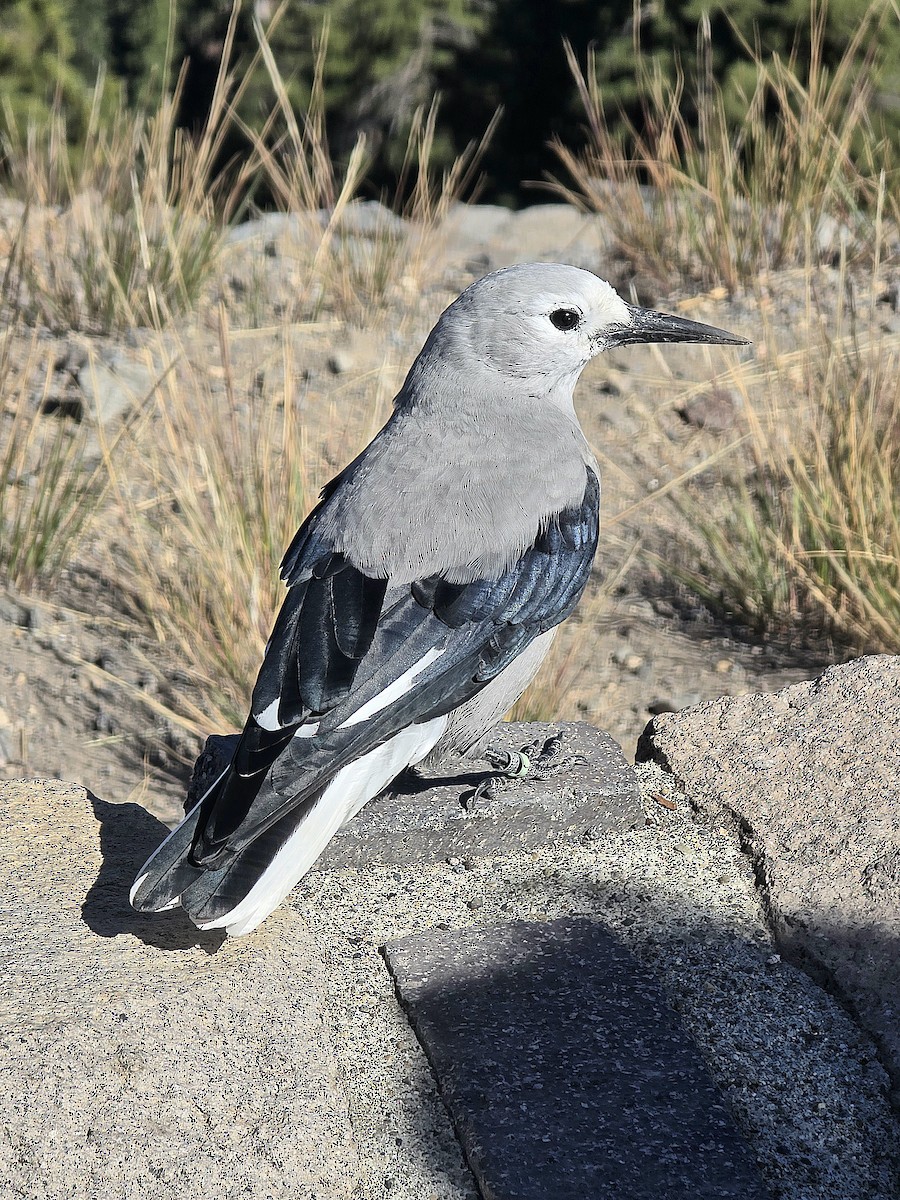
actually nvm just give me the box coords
[0,780,359,1200]
[384,917,770,1200]
[637,655,900,1108]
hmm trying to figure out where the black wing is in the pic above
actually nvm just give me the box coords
[191,467,600,865]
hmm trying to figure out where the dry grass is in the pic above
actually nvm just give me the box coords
[664,244,900,653]
[0,318,108,589]
[551,3,899,292]
[226,18,498,325]
[89,20,494,734]
[550,0,900,655]
[1,72,230,333]
[102,314,322,730]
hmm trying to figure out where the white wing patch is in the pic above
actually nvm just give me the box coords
[254,697,282,731]
[254,695,320,738]
[339,646,446,730]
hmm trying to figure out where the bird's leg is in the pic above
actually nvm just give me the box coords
[461,732,586,810]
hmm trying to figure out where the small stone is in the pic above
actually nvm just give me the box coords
[879,280,900,312]
[93,711,116,734]
[327,349,354,375]
[24,605,44,632]
[815,214,852,257]
[678,388,740,434]
[0,596,30,627]
[76,352,156,426]
[612,645,645,672]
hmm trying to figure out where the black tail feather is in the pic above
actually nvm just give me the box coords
[130,804,205,912]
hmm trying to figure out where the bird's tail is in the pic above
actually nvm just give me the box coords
[130,716,447,936]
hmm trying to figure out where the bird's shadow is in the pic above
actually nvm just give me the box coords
[391,765,489,797]
[82,795,225,954]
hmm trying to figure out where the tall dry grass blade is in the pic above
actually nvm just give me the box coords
[551,4,896,289]
[0,332,109,590]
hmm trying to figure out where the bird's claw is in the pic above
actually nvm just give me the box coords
[515,733,587,779]
[481,746,532,778]
[460,777,496,811]
[461,732,585,810]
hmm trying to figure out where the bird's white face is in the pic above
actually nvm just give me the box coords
[444,264,630,385]
[431,262,746,392]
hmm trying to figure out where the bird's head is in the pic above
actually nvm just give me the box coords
[416,262,748,396]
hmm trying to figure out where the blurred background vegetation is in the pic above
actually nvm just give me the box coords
[2,0,898,207]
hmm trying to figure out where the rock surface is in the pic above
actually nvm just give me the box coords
[384,918,770,1200]
[0,780,359,1200]
[295,754,900,1200]
[637,654,900,1107]
[76,349,159,425]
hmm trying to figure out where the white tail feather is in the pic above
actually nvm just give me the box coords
[197,716,448,936]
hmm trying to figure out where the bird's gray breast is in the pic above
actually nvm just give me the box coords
[317,398,595,584]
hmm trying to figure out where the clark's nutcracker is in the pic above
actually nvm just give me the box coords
[131,262,746,935]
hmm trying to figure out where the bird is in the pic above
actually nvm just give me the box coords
[131,262,747,936]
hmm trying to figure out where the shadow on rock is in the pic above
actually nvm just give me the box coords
[83,795,224,953]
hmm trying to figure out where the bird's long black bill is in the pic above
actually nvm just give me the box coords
[612,304,749,347]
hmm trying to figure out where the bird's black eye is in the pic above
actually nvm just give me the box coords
[549,308,580,331]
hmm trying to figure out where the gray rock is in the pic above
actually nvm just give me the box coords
[320,199,408,239]
[383,917,770,1199]
[54,337,89,376]
[327,347,355,375]
[441,202,515,252]
[880,279,900,313]
[294,762,900,1200]
[678,388,741,433]
[0,726,14,767]
[0,780,359,1200]
[815,214,853,257]
[636,655,900,1107]
[486,203,611,271]
[76,351,157,425]
[185,722,643,869]
[224,212,306,246]
[0,595,30,627]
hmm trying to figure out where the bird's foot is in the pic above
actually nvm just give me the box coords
[516,732,587,780]
[460,733,585,810]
